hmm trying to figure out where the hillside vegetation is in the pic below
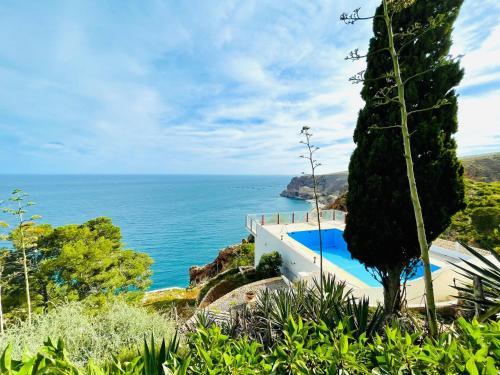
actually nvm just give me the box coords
[442,179,500,252]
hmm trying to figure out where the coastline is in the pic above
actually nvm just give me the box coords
[146,286,187,294]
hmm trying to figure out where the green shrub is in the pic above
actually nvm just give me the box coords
[443,179,500,253]
[2,316,499,374]
[226,242,255,269]
[471,207,500,234]
[0,300,175,367]
[256,251,282,277]
[177,316,500,374]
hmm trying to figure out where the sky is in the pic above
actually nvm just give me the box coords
[0,0,499,175]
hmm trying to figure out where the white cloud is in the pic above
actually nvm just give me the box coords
[457,90,500,155]
[0,0,497,174]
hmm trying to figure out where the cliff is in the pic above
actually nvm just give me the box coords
[189,239,254,285]
[281,153,499,202]
[280,171,348,203]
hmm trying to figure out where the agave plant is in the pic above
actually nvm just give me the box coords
[242,274,384,345]
[452,242,500,322]
[343,296,384,338]
[304,274,352,327]
[141,334,181,375]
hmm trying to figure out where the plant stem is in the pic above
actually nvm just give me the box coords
[0,272,3,334]
[382,0,438,337]
[17,201,32,326]
[304,132,324,300]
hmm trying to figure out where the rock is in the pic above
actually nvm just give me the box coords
[280,153,499,203]
[280,171,348,202]
[189,244,240,286]
[326,191,348,211]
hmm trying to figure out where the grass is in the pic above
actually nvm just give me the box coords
[142,287,199,319]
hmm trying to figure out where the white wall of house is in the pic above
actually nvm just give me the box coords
[255,223,321,281]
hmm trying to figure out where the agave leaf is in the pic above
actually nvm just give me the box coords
[452,242,500,320]
[459,242,500,269]
[459,260,500,282]
[479,304,500,323]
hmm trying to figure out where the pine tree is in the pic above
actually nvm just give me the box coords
[343,0,465,316]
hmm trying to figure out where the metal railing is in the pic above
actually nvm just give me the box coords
[246,209,346,234]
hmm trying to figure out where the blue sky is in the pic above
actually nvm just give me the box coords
[0,0,499,175]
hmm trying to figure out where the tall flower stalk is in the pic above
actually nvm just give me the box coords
[2,189,40,325]
[381,0,438,338]
[300,126,324,299]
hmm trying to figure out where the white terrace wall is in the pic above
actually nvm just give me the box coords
[255,224,320,281]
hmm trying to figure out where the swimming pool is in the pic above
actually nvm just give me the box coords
[288,228,440,287]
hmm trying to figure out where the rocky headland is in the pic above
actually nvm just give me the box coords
[280,171,348,204]
[280,152,499,205]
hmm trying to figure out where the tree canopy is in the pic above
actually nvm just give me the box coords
[343,0,465,310]
[4,217,152,312]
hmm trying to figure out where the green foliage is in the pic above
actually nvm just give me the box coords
[3,217,153,313]
[226,243,254,269]
[256,251,282,278]
[344,0,465,312]
[4,316,498,374]
[0,300,175,368]
[0,335,184,374]
[443,180,500,252]
[452,243,500,322]
[179,316,500,374]
[367,318,499,374]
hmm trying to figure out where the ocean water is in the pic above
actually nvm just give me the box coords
[0,175,308,289]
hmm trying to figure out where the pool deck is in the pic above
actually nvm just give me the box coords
[252,216,478,307]
[261,220,373,288]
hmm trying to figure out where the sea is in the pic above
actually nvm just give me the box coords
[0,175,309,289]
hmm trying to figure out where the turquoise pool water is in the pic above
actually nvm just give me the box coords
[288,228,440,287]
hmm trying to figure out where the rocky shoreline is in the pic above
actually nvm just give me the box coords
[189,236,254,285]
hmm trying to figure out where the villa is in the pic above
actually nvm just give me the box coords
[246,209,478,308]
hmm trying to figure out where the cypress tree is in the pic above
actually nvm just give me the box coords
[343,0,465,314]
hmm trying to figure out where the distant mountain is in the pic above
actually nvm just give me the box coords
[281,152,499,202]
[461,153,500,182]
